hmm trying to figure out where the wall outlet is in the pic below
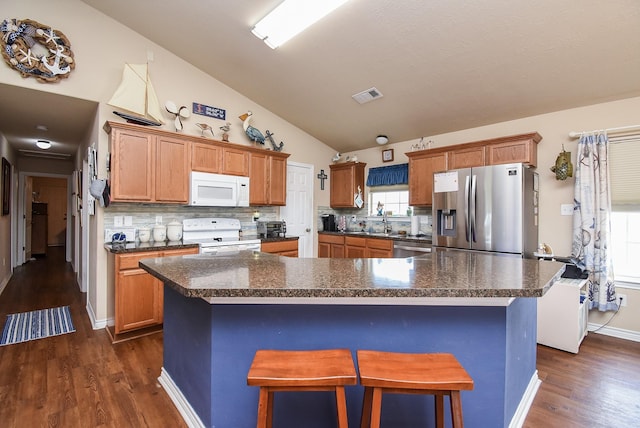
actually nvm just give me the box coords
[114,216,124,227]
[560,204,573,216]
[618,294,628,307]
[124,216,133,226]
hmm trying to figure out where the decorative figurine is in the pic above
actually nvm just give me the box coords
[219,122,231,141]
[165,101,190,131]
[239,111,265,145]
[196,123,215,138]
[264,130,284,151]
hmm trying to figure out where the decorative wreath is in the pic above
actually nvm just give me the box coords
[0,18,75,83]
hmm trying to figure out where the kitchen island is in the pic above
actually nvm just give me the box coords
[140,249,564,428]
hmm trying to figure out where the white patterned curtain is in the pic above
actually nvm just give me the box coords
[571,133,617,311]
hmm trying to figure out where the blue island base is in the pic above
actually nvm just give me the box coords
[161,286,539,428]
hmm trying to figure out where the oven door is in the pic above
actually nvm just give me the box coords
[393,241,432,258]
[200,242,261,255]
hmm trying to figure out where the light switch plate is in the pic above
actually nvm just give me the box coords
[560,204,573,216]
[124,216,133,226]
[114,216,124,227]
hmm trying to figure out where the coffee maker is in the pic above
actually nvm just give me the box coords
[321,214,336,232]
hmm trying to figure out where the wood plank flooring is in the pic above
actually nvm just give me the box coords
[0,247,638,427]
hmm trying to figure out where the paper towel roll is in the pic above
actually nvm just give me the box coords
[410,216,420,236]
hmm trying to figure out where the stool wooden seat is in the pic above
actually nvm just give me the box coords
[356,350,474,428]
[247,349,357,428]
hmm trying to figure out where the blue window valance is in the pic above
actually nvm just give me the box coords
[366,163,409,186]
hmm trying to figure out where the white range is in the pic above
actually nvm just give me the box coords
[182,218,261,255]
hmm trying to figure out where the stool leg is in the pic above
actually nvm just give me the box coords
[360,387,373,428]
[335,386,349,428]
[450,390,464,428]
[368,387,383,428]
[256,387,272,428]
[434,392,445,428]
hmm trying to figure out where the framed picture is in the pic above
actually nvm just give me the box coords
[382,149,394,163]
[2,157,10,216]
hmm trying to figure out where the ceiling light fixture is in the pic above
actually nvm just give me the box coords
[251,0,350,49]
[376,135,389,145]
[36,139,52,149]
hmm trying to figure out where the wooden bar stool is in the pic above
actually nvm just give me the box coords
[247,349,357,428]
[357,350,474,428]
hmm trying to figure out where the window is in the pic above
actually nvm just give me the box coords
[368,189,410,216]
[609,135,640,285]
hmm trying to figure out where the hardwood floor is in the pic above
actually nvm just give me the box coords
[0,248,186,428]
[0,247,638,427]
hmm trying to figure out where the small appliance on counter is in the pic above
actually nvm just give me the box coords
[257,220,286,238]
[321,214,337,232]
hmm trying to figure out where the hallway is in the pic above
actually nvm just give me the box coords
[0,248,186,427]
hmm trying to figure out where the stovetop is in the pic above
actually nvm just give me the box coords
[182,217,260,247]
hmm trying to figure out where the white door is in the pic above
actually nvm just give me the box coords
[280,162,314,258]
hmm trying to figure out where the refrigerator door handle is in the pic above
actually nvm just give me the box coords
[464,175,470,242]
[470,174,477,242]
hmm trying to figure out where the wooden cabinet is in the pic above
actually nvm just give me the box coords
[107,123,189,203]
[345,236,366,258]
[322,234,393,258]
[249,152,289,206]
[330,162,366,208]
[112,247,198,338]
[221,146,249,176]
[261,239,298,257]
[448,145,486,169]
[318,233,345,258]
[406,132,541,206]
[407,151,448,207]
[192,142,221,173]
[486,139,537,167]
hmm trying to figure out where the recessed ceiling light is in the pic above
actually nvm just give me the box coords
[35,125,48,131]
[36,140,51,149]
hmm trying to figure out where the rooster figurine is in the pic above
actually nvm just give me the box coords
[239,111,265,145]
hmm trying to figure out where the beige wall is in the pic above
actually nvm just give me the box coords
[2,1,637,337]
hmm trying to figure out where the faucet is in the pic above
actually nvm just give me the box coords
[382,212,392,234]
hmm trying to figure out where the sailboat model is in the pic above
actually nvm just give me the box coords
[108,63,164,126]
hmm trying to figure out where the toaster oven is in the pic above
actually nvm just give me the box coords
[257,221,286,238]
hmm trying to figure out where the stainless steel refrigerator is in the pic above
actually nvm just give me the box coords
[433,163,538,257]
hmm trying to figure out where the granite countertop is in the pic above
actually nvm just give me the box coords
[319,230,432,244]
[104,240,200,254]
[139,248,565,301]
[259,236,299,243]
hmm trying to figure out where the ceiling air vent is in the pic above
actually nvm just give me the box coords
[352,87,383,104]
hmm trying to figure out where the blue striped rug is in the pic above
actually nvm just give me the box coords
[0,306,75,346]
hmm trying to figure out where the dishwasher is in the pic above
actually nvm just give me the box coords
[393,240,432,257]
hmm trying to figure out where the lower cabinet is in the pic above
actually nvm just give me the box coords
[320,234,393,258]
[111,247,198,338]
[261,239,299,257]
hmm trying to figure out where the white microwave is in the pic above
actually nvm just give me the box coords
[189,172,250,207]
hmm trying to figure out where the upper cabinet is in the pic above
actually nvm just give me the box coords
[107,123,189,203]
[406,132,541,206]
[330,162,366,208]
[249,151,289,206]
[105,121,289,205]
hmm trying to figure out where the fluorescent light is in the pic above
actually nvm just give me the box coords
[36,140,51,149]
[251,0,350,49]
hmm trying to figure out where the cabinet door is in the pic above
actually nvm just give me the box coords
[367,248,392,258]
[110,128,154,201]
[269,156,287,206]
[249,153,269,205]
[409,152,447,206]
[222,147,249,176]
[192,142,221,173]
[345,245,366,258]
[156,135,190,203]
[331,244,345,258]
[116,269,162,333]
[487,140,537,167]
[318,242,330,258]
[448,146,486,169]
[366,238,393,258]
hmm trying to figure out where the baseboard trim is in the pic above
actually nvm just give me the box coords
[158,367,205,428]
[85,303,108,330]
[509,370,541,428]
[588,324,640,342]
